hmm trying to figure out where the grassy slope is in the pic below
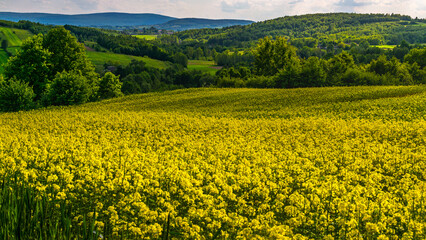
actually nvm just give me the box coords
[0,27,33,74]
[0,27,33,46]
[187,60,220,75]
[83,85,426,120]
[133,35,157,40]
[86,51,170,69]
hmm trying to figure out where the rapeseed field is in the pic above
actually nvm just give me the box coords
[1,86,425,239]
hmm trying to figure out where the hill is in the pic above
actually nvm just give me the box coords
[0,12,176,27]
[0,12,254,30]
[1,86,425,238]
[153,18,254,31]
[176,13,426,47]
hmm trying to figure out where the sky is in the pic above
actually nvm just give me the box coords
[0,0,424,21]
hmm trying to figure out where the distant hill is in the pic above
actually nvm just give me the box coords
[0,12,176,26]
[176,13,426,46]
[153,18,254,31]
[0,12,254,30]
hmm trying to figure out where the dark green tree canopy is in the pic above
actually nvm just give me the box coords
[4,27,98,100]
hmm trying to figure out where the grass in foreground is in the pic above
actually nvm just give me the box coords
[187,60,221,75]
[1,86,425,239]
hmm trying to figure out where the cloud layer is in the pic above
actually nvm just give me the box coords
[0,0,424,21]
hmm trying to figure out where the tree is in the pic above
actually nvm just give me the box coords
[0,79,35,112]
[254,37,274,75]
[174,52,188,68]
[300,57,327,87]
[404,48,426,68]
[43,27,98,93]
[1,40,8,50]
[327,51,355,85]
[4,27,99,102]
[4,34,52,98]
[44,71,91,106]
[254,36,299,76]
[98,72,123,99]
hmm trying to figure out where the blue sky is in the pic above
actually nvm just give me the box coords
[0,0,424,21]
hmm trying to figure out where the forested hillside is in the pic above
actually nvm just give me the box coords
[176,13,425,47]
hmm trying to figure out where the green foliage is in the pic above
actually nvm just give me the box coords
[0,78,35,111]
[87,51,170,71]
[122,72,156,94]
[43,27,98,88]
[1,39,8,50]
[0,176,101,239]
[44,71,91,106]
[4,27,100,107]
[254,36,299,76]
[4,34,52,98]
[299,57,327,87]
[98,72,123,99]
[340,68,384,86]
[176,13,424,48]
[173,52,188,67]
[367,55,414,85]
[404,48,426,68]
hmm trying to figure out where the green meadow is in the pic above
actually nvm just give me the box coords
[187,60,221,75]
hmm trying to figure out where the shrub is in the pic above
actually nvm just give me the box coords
[340,68,384,86]
[98,72,123,99]
[245,76,275,88]
[44,71,90,106]
[0,79,35,112]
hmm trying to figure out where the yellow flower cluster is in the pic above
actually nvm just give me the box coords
[0,86,425,239]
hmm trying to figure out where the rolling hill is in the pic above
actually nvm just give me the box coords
[0,12,254,30]
[153,18,254,31]
[0,12,176,27]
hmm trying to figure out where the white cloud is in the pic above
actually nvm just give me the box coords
[221,1,250,13]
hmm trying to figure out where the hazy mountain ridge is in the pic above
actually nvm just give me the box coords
[0,12,254,30]
[153,18,254,31]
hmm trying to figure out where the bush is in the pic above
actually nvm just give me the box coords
[216,77,245,88]
[245,76,275,88]
[98,72,123,99]
[44,71,90,106]
[340,68,384,86]
[0,79,35,112]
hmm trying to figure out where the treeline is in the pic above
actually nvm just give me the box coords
[103,59,215,94]
[64,25,173,62]
[215,37,426,88]
[0,19,53,34]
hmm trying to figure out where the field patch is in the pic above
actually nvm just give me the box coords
[188,60,221,75]
[86,51,170,69]
[133,34,157,40]
[0,27,33,47]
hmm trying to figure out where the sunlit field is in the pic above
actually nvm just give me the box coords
[1,86,425,239]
